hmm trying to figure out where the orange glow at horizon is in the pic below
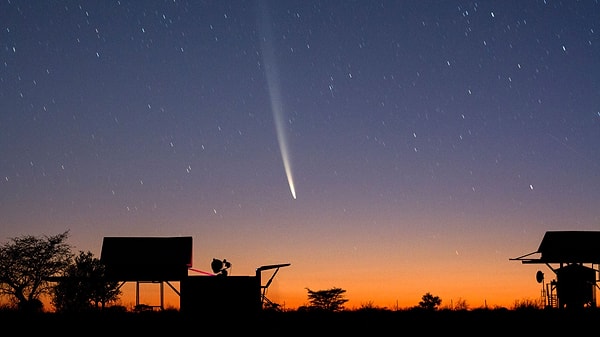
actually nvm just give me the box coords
[13,212,591,313]
[94,271,550,312]
[54,262,555,312]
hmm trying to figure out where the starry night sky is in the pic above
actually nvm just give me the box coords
[1,0,599,309]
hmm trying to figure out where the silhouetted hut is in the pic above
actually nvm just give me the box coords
[100,236,193,310]
[511,231,600,309]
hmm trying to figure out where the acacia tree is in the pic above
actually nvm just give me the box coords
[0,231,73,311]
[305,287,348,312]
[52,250,122,312]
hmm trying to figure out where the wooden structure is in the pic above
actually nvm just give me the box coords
[180,263,291,315]
[100,236,193,310]
[100,236,290,313]
[510,231,600,309]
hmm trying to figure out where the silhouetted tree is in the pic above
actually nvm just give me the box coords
[0,231,73,312]
[418,292,442,311]
[52,250,121,312]
[305,287,348,312]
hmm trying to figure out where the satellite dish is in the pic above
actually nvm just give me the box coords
[536,270,544,283]
[210,258,231,276]
[211,258,223,274]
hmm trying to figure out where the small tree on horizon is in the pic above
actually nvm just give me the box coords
[305,287,348,312]
[418,292,442,311]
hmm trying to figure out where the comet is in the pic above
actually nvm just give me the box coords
[258,1,296,200]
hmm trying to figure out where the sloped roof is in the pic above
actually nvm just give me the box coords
[537,231,600,263]
[100,236,193,281]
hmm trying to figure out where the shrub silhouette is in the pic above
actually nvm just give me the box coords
[52,250,121,312]
[305,286,348,312]
[418,292,442,311]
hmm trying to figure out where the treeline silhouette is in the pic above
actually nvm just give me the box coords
[1,305,598,335]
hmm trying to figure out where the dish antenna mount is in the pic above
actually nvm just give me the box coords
[536,270,544,283]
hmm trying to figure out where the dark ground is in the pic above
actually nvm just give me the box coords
[3,308,597,335]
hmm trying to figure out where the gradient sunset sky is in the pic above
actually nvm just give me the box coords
[1,0,599,310]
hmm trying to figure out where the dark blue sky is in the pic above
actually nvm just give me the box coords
[1,1,599,309]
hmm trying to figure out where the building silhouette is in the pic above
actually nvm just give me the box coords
[100,236,289,314]
[511,231,600,309]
